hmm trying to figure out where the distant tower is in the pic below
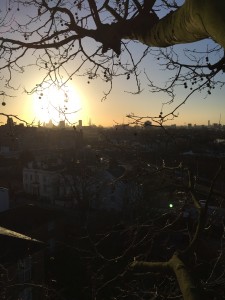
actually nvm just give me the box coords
[219,114,221,126]
[78,120,82,127]
[208,120,210,127]
[59,120,65,128]
[7,117,14,127]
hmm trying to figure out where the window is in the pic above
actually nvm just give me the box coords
[17,256,32,283]
[47,238,56,253]
[48,221,55,231]
[43,184,48,193]
[18,287,32,300]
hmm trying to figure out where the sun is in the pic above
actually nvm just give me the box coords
[33,83,82,125]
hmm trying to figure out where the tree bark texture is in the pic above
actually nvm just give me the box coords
[125,0,225,48]
[130,254,201,300]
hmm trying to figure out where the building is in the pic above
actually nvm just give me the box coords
[22,154,143,212]
[0,234,45,300]
[0,204,66,299]
[23,162,63,203]
[58,120,65,128]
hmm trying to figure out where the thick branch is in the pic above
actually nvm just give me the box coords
[129,260,170,273]
[130,253,201,300]
[88,0,102,27]
[123,0,225,48]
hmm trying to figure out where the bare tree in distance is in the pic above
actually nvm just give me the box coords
[0,0,225,125]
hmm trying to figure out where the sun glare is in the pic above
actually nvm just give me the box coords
[33,83,82,125]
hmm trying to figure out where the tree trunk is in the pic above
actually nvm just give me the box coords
[125,0,225,48]
[168,254,201,300]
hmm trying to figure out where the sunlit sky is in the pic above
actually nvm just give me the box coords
[1,0,225,127]
[3,44,224,128]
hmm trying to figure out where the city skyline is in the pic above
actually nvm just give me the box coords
[1,69,224,128]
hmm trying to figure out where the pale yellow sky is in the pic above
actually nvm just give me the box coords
[2,73,224,127]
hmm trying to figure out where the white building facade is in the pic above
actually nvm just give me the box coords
[23,162,143,211]
[23,163,62,203]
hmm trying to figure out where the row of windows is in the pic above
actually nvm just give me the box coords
[24,173,47,183]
